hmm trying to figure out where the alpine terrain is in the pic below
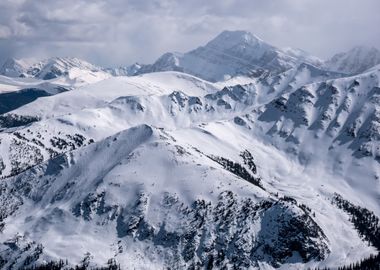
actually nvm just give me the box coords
[0,30,379,270]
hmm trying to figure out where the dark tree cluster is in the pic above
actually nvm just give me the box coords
[207,155,263,189]
[335,253,380,270]
[332,193,380,250]
[23,258,121,270]
[240,150,257,174]
[50,134,88,151]
[0,114,40,129]
[309,253,380,270]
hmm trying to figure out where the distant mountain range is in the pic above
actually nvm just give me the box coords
[2,30,380,82]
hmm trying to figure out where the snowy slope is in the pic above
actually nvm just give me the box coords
[0,58,112,95]
[0,75,54,94]
[0,123,375,269]
[0,67,111,115]
[0,64,378,269]
[5,61,343,124]
[1,71,219,121]
[0,73,92,95]
[253,65,380,165]
[0,32,379,270]
[0,66,352,179]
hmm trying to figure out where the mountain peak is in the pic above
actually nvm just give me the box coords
[326,45,380,74]
[218,30,262,42]
[206,30,263,49]
[0,57,35,77]
[137,30,303,82]
[41,56,98,69]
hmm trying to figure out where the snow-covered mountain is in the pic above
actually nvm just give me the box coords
[136,33,380,81]
[325,46,380,74]
[0,58,35,78]
[255,65,380,162]
[137,30,325,82]
[0,57,111,82]
[0,57,112,114]
[0,31,379,269]
[26,57,106,80]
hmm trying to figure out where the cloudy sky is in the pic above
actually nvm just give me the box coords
[0,0,379,67]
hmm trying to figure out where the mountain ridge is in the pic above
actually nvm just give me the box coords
[2,31,380,83]
[0,30,379,269]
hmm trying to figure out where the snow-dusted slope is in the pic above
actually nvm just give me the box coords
[0,69,111,116]
[0,75,58,94]
[254,65,380,165]
[0,62,378,269]
[325,46,380,74]
[0,31,379,270]
[0,75,71,115]
[0,123,375,269]
[138,31,324,82]
[1,71,219,121]
[0,57,113,115]
[0,65,352,179]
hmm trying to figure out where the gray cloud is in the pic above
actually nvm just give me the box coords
[1,0,380,66]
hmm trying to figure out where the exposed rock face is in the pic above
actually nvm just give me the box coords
[70,190,330,268]
[0,128,93,178]
[0,188,329,269]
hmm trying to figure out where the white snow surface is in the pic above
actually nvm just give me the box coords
[0,31,379,270]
